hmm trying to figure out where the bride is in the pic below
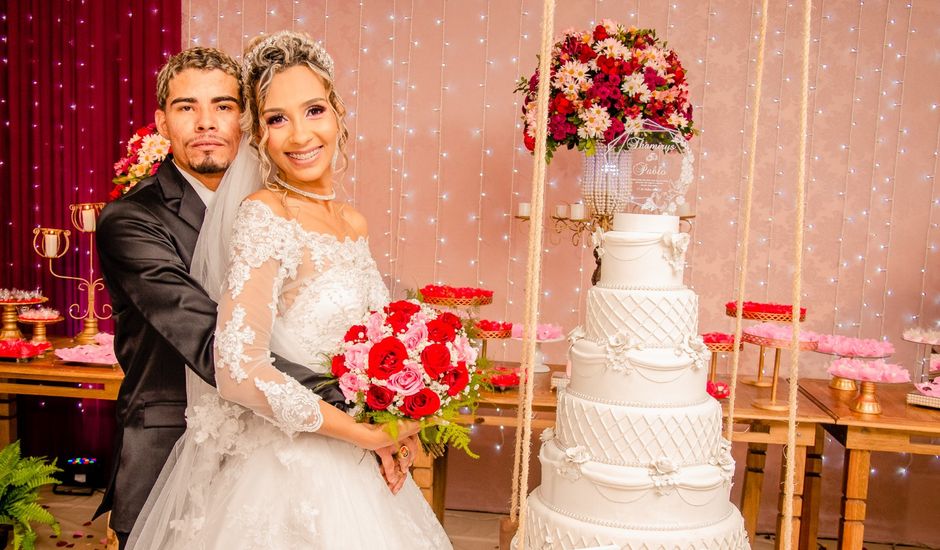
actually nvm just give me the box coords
[128,31,452,549]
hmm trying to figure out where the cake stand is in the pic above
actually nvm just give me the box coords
[703,339,743,384]
[0,297,47,341]
[742,333,818,411]
[513,336,564,374]
[815,350,891,392]
[726,306,805,388]
[902,332,939,384]
[476,328,511,363]
[17,315,64,348]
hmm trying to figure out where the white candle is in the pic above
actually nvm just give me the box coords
[569,203,586,220]
[554,204,568,219]
[517,202,531,217]
[81,209,96,232]
[43,233,59,258]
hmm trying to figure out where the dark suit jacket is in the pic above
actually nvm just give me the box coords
[94,158,344,533]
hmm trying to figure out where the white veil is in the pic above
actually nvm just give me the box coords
[127,136,263,549]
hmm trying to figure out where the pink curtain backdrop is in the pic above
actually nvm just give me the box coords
[0,0,181,479]
[182,1,939,543]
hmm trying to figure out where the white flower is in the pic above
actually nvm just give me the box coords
[600,19,622,34]
[594,37,629,60]
[540,427,556,443]
[576,104,611,140]
[667,111,689,129]
[559,60,590,84]
[623,115,645,135]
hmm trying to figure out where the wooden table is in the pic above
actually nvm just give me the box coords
[718,377,831,550]
[798,378,940,550]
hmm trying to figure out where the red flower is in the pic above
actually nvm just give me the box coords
[438,312,462,330]
[385,312,411,334]
[400,388,441,419]
[385,300,421,317]
[344,325,368,343]
[551,94,575,116]
[441,362,470,396]
[331,354,349,377]
[593,24,608,41]
[421,343,452,379]
[524,132,536,151]
[366,385,395,410]
[108,186,123,202]
[426,319,457,344]
[367,336,408,380]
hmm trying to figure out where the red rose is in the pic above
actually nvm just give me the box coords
[344,325,368,343]
[331,354,349,377]
[367,336,408,380]
[421,343,452,379]
[524,132,536,151]
[385,300,421,316]
[107,186,123,202]
[593,24,608,41]
[400,388,441,419]
[366,385,395,410]
[441,362,470,396]
[426,319,457,344]
[385,312,411,334]
[438,312,462,330]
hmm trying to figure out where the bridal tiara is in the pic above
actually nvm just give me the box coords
[242,30,335,78]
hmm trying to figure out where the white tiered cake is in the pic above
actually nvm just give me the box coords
[520,213,749,549]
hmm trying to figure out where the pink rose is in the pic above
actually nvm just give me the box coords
[401,322,428,351]
[339,372,368,402]
[452,335,478,365]
[365,311,387,342]
[385,367,426,396]
[344,342,371,372]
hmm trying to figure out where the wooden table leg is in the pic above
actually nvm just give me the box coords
[799,425,824,550]
[740,442,768,541]
[775,444,807,549]
[838,448,871,550]
[0,394,16,446]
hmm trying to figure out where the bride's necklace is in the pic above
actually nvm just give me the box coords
[273,175,336,201]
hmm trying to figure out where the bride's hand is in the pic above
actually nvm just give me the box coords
[354,420,421,451]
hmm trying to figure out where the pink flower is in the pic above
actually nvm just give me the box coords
[344,342,371,372]
[385,367,426,396]
[452,335,478,365]
[338,372,369,401]
[401,322,428,351]
[365,311,387,342]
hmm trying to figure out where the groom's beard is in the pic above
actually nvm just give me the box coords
[190,154,232,175]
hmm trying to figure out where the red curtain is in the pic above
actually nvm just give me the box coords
[0,0,181,469]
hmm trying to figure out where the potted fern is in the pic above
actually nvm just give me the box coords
[0,441,60,550]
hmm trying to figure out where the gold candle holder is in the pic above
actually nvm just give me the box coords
[829,375,858,392]
[850,380,882,415]
[32,203,112,345]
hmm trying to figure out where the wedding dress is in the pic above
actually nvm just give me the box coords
[128,198,451,549]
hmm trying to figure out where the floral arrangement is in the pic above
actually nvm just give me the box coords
[512,323,564,340]
[54,333,116,365]
[706,380,730,400]
[110,123,170,200]
[702,332,736,344]
[17,307,61,321]
[0,339,50,359]
[827,358,910,384]
[328,300,485,457]
[810,333,894,358]
[516,20,694,160]
[419,285,493,302]
[903,327,940,346]
[725,301,806,317]
[488,367,521,390]
[0,289,44,302]
[744,323,818,343]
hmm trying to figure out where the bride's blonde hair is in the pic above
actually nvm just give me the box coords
[241,31,350,188]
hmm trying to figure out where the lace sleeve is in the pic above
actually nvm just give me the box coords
[214,200,322,435]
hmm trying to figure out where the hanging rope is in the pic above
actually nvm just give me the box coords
[726,0,770,441]
[508,3,555,548]
[781,0,813,547]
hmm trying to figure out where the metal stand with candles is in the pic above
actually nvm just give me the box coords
[32,203,112,345]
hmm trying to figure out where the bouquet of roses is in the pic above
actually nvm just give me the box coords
[328,299,485,457]
[109,123,171,201]
[516,20,694,161]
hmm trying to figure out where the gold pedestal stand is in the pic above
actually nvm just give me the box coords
[18,316,64,348]
[0,298,47,341]
[850,381,882,415]
[829,376,858,392]
[741,345,775,388]
[705,340,742,383]
[743,334,818,411]
[725,307,805,389]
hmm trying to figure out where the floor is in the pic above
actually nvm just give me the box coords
[31,488,915,550]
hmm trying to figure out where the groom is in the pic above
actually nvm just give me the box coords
[95,48,414,548]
